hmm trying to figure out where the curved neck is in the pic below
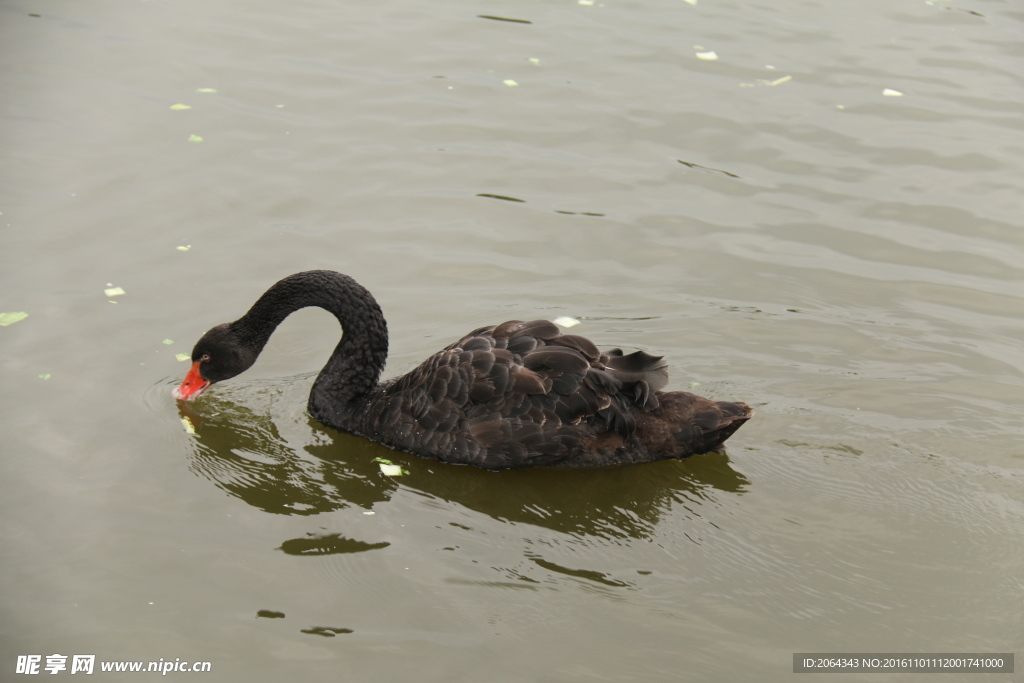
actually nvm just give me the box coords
[230,271,388,422]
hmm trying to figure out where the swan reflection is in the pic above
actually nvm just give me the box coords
[178,386,750,542]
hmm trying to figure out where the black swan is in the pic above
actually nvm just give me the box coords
[174,271,752,469]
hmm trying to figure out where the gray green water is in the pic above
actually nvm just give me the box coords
[2,0,1022,680]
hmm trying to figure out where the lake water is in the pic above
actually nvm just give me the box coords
[1,0,1022,680]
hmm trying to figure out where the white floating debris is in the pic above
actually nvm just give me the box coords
[196,88,217,93]
[528,58,540,64]
[503,79,519,87]
[175,353,191,362]
[374,457,409,476]
[177,245,191,251]
[104,286,126,297]
[681,0,697,5]
[578,0,594,5]
[363,511,376,515]
[553,316,580,328]
[188,134,204,143]
[883,88,903,97]
[695,51,718,61]
[181,416,196,434]
[742,74,793,87]
[169,104,192,110]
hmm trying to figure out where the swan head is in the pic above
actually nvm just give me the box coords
[173,323,259,400]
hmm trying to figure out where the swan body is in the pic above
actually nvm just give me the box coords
[175,271,752,469]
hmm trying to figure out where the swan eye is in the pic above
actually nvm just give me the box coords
[201,354,211,362]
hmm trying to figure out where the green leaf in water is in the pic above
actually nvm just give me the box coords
[38,373,51,380]
[170,103,192,110]
[373,457,409,476]
[175,353,191,362]
[188,134,204,143]
[162,339,174,345]
[196,88,218,93]
[0,311,29,326]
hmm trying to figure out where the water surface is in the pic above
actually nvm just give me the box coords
[1,0,1022,680]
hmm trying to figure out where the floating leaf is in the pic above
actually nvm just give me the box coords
[104,286,125,297]
[38,373,51,380]
[196,88,217,93]
[162,339,174,345]
[188,134,204,143]
[175,353,191,362]
[681,0,697,5]
[373,457,409,476]
[690,382,701,387]
[883,88,903,97]
[177,245,191,251]
[169,103,192,110]
[553,316,580,328]
[503,79,519,87]
[695,51,718,61]
[745,75,790,87]
[0,311,29,326]
[578,0,594,5]
[528,57,540,64]
[181,416,196,434]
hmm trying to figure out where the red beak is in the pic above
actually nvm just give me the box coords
[173,361,210,400]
